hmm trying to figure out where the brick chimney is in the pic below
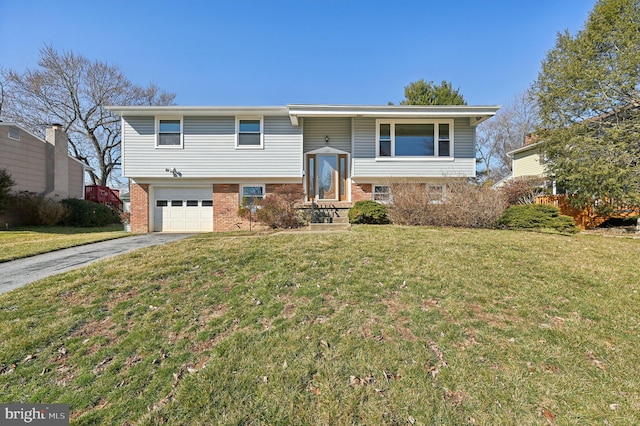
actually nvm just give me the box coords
[45,124,69,199]
[524,133,538,146]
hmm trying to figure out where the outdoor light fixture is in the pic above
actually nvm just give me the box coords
[325,135,329,144]
[165,167,182,178]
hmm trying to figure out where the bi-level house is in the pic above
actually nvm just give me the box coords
[106,104,499,232]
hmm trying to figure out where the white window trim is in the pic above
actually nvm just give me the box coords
[236,117,264,149]
[373,184,392,204]
[155,117,183,149]
[240,184,266,206]
[375,118,454,159]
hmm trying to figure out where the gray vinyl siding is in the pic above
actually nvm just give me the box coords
[122,115,302,178]
[303,117,351,153]
[352,117,477,178]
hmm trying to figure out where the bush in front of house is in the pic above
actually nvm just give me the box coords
[387,180,507,228]
[499,176,549,205]
[348,200,389,224]
[61,198,121,227]
[10,191,70,226]
[495,204,578,233]
[255,185,306,229]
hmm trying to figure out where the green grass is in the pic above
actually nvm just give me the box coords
[0,226,639,424]
[0,225,129,262]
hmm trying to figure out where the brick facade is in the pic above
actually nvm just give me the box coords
[213,184,243,232]
[351,181,373,203]
[133,181,372,233]
[130,182,149,233]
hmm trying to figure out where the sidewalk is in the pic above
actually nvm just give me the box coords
[0,233,193,295]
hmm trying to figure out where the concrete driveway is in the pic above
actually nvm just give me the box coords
[0,233,193,295]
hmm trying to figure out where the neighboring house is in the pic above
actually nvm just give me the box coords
[0,122,87,200]
[106,104,500,233]
[493,134,554,192]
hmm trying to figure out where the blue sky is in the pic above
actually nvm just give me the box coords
[1,0,597,107]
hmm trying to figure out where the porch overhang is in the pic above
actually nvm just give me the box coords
[287,104,501,126]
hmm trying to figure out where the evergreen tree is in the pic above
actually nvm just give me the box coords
[533,0,640,207]
[401,79,466,105]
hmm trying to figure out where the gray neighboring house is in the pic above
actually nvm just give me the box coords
[106,104,500,233]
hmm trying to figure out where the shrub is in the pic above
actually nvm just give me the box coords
[500,176,549,205]
[61,198,121,227]
[388,179,507,228]
[348,200,389,224]
[254,185,305,229]
[496,204,578,233]
[10,191,70,226]
[0,168,14,215]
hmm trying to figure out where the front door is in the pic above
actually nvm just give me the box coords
[306,153,348,201]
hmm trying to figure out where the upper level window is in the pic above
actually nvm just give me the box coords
[377,120,453,158]
[237,118,263,148]
[157,118,182,147]
[8,127,20,140]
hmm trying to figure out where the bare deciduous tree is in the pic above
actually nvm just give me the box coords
[1,45,176,186]
[476,91,539,183]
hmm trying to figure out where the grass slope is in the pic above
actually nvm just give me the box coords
[0,227,639,424]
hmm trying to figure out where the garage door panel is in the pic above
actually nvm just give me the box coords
[153,187,213,232]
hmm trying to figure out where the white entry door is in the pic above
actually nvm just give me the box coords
[153,187,213,232]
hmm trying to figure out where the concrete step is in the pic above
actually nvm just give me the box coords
[330,215,350,224]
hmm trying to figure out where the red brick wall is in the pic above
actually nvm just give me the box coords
[265,183,304,196]
[213,184,242,232]
[351,182,373,203]
[130,182,149,233]
[213,183,305,232]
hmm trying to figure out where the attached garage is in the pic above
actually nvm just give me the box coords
[153,187,213,232]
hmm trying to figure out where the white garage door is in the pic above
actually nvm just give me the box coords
[153,187,213,232]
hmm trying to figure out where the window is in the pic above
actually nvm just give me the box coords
[376,120,453,158]
[8,127,20,140]
[186,200,198,207]
[373,185,391,203]
[426,185,445,204]
[237,118,263,148]
[240,185,265,207]
[379,124,391,156]
[202,200,213,207]
[157,118,182,147]
[156,200,168,207]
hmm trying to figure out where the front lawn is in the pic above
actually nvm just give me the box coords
[0,227,638,424]
[0,225,129,262]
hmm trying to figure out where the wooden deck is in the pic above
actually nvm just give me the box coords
[536,195,640,229]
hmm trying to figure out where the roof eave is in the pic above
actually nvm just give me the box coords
[287,104,501,126]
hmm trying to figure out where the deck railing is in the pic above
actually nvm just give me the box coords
[85,185,123,211]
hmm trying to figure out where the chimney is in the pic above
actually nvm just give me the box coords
[46,124,69,199]
[524,133,538,146]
